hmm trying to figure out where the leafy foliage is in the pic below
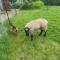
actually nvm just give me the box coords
[21,2,33,9]
[12,2,20,9]
[32,1,44,8]
[21,1,44,9]
[9,0,16,3]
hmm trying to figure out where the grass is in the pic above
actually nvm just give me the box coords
[0,6,60,60]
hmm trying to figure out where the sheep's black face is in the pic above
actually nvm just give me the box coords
[24,27,29,36]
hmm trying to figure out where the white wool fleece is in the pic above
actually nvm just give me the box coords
[25,18,48,33]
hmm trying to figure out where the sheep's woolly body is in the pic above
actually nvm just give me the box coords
[25,18,48,32]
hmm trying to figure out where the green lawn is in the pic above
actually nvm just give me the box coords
[0,6,60,60]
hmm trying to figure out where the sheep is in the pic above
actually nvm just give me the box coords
[24,18,48,40]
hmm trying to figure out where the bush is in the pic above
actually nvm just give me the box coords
[32,0,40,1]
[32,1,44,9]
[11,1,44,9]
[21,2,33,9]
[21,1,44,9]
[12,3,20,9]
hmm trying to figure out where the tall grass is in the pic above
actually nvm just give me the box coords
[0,6,60,60]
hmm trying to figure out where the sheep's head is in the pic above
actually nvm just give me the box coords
[24,27,30,36]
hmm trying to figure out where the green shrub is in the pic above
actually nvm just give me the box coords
[12,3,20,9]
[21,2,33,9]
[11,1,44,9]
[32,0,40,1]
[32,1,44,8]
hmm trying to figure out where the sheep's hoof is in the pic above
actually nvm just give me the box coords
[39,33,42,36]
[30,34,33,41]
[39,34,41,36]
[31,37,33,41]
[31,38,33,41]
[43,32,46,37]
[43,34,46,37]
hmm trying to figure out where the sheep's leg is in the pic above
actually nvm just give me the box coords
[31,34,33,40]
[25,32,29,36]
[43,26,48,36]
[39,30,43,36]
[43,31,47,36]
[29,31,33,40]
